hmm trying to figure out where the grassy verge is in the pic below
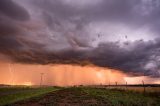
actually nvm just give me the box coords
[82,87,160,106]
[0,86,61,106]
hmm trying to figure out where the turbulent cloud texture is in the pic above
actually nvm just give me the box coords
[0,0,160,77]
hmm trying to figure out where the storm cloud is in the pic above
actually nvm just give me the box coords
[0,0,160,77]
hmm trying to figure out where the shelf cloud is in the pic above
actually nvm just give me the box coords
[0,0,160,77]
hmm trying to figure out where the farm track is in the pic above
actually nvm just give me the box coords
[11,88,110,106]
[6,87,160,106]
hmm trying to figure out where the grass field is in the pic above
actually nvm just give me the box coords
[3,86,159,106]
[0,86,160,106]
[118,86,160,93]
[96,86,160,93]
[83,87,160,106]
[0,86,60,106]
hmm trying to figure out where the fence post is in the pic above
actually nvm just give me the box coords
[142,80,146,93]
[115,82,118,86]
[126,81,128,90]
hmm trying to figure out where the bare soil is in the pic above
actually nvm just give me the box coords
[10,88,110,106]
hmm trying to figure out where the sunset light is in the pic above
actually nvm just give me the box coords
[0,0,160,105]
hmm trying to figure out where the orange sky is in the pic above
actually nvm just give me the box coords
[0,62,159,86]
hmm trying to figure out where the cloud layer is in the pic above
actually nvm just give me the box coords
[0,0,160,77]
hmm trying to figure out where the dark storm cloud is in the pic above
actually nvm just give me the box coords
[0,0,30,21]
[0,0,30,49]
[0,0,160,77]
[8,40,160,77]
[89,40,160,77]
[33,0,160,30]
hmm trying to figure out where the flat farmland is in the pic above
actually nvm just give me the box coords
[100,86,160,93]
[1,86,159,106]
[0,86,60,106]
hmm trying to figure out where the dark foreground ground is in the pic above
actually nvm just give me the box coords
[7,87,160,106]
[0,86,60,106]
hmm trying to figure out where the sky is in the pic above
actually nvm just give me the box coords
[0,0,160,85]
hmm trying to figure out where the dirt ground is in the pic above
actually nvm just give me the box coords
[11,88,110,106]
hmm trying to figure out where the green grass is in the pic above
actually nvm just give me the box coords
[1,86,159,106]
[83,87,160,106]
[0,86,61,106]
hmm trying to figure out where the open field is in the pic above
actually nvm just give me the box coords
[83,87,160,106]
[2,86,159,106]
[91,85,160,93]
[0,86,61,106]
[111,86,160,93]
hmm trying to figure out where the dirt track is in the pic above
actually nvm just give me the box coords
[11,88,110,106]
